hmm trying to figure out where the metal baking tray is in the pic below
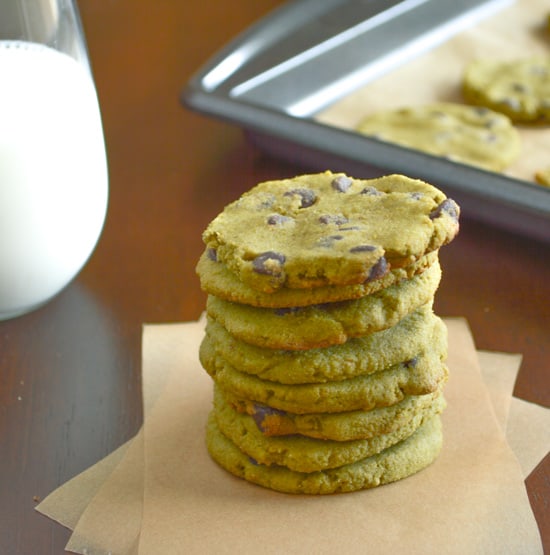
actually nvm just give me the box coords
[181,0,550,242]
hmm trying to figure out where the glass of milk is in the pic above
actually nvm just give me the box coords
[0,0,108,320]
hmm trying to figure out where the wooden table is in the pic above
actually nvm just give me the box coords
[1,2,548,553]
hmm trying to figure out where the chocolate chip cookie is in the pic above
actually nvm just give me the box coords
[356,102,520,171]
[212,389,442,473]
[196,249,438,308]
[463,57,550,124]
[216,384,446,441]
[204,348,448,415]
[205,262,441,350]
[535,167,550,186]
[200,172,459,294]
[206,413,443,494]
[200,304,445,384]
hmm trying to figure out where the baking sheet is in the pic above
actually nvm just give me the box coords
[182,0,550,241]
[316,0,550,185]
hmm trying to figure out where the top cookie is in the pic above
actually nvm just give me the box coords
[463,57,550,124]
[356,102,520,171]
[200,172,459,294]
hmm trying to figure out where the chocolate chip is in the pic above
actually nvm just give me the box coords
[359,186,383,196]
[472,106,490,116]
[316,235,344,248]
[429,198,459,222]
[484,118,500,129]
[315,300,346,311]
[331,175,352,192]
[257,194,276,209]
[511,82,528,93]
[367,256,388,281]
[404,356,419,368]
[267,213,293,225]
[252,251,286,275]
[319,214,349,225]
[499,97,521,111]
[430,110,449,119]
[274,306,301,316]
[206,248,217,262]
[284,188,317,208]
[252,404,286,433]
[248,456,260,466]
[349,244,377,253]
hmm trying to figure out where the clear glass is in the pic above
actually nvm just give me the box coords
[0,0,108,320]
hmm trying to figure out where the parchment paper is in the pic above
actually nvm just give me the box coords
[36,318,547,555]
[317,0,550,184]
[136,318,542,555]
[34,440,131,532]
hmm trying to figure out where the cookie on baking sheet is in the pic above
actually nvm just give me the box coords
[212,390,442,473]
[535,167,550,187]
[218,386,446,441]
[203,349,448,415]
[200,304,445,384]
[200,172,459,294]
[356,102,520,171]
[205,261,441,351]
[463,57,550,124]
[196,249,438,308]
[206,413,443,494]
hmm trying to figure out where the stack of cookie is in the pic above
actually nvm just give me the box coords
[196,171,459,494]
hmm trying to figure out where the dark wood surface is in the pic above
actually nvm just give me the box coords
[1,2,548,553]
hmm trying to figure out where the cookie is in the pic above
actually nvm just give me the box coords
[206,413,443,494]
[218,386,446,441]
[200,304,445,384]
[535,167,550,187]
[204,349,448,415]
[200,172,459,294]
[196,249,438,308]
[356,102,520,171]
[205,261,441,350]
[217,382,445,440]
[212,391,442,472]
[463,57,550,124]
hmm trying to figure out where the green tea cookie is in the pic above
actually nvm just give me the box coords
[203,349,448,415]
[206,261,441,350]
[463,58,550,124]
[219,386,446,441]
[535,167,550,187]
[200,304,445,384]
[196,248,438,308]
[201,172,459,294]
[206,414,443,494]
[212,392,441,472]
[356,102,520,171]
[216,382,445,440]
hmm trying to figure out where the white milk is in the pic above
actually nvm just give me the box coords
[0,41,108,319]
